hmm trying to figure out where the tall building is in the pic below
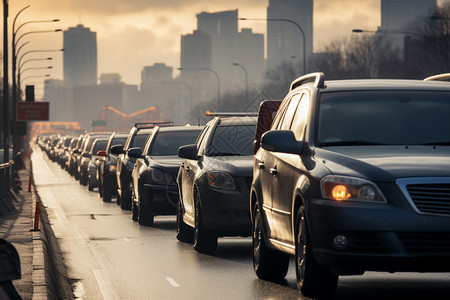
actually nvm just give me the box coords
[63,24,98,87]
[378,0,437,50]
[266,0,313,72]
[141,63,173,88]
[180,9,265,105]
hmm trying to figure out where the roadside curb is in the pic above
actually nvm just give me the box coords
[30,155,75,300]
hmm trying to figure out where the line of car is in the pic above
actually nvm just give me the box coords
[36,72,450,299]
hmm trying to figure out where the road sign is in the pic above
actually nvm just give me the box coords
[17,102,49,121]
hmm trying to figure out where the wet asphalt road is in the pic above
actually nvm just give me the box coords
[32,148,450,299]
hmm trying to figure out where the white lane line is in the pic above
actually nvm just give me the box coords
[166,277,180,288]
[93,269,117,299]
[124,237,130,242]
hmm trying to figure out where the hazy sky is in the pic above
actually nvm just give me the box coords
[8,0,445,90]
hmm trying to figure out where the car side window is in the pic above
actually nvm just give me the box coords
[291,92,311,140]
[271,96,292,130]
[280,93,303,130]
[123,129,135,151]
[196,125,210,156]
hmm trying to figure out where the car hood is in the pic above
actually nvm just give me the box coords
[204,155,253,177]
[315,146,450,182]
[150,155,183,169]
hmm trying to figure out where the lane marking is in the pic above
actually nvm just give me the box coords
[166,277,180,288]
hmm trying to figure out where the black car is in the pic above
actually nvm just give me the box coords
[97,133,128,202]
[86,138,109,191]
[129,125,202,226]
[251,72,450,298]
[79,133,112,186]
[112,124,157,210]
[176,116,256,253]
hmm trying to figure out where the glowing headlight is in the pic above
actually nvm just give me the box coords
[321,175,386,203]
[207,171,236,190]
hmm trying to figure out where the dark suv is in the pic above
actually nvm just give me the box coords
[177,116,256,253]
[251,72,450,298]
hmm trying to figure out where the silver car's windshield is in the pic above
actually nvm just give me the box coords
[318,91,450,146]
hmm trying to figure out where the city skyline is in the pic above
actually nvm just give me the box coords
[8,0,449,88]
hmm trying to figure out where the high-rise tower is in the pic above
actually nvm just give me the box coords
[63,24,97,87]
[378,0,437,50]
[266,0,313,72]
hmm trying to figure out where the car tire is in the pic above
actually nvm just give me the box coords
[295,206,338,299]
[176,200,194,243]
[193,191,217,253]
[252,204,289,280]
[131,187,139,221]
[88,179,94,191]
[120,182,132,210]
[103,188,112,202]
[138,191,154,226]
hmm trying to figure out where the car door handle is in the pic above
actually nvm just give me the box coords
[258,162,265,170]
[270,167,278,175]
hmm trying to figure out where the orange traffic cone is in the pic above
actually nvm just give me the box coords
[27,175,32,192]
[30,202,41,232]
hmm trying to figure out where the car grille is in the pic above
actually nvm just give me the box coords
[347,232,385,254]
[397,178,450,217]
[397,232,450,254]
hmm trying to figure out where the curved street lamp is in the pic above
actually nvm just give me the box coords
[178,67,221,109]
[21,74,50,90]
[232,62,248,104]
[240,17,306,74]
[18,57,53,71]
[11,10,60,155]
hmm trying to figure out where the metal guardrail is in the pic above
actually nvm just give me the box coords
[0,161,15,206]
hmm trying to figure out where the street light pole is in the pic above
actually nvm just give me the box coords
[232,62,248,104]
[178,67,221,109]
[240,17,306,75]
[3,0,9,163]
[11,15,60,154]
[17,49,63,99]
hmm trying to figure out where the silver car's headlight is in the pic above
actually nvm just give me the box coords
[207,171,236,190]
[321,175,386,203]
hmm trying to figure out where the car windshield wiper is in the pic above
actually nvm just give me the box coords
[423,142,450,146]
[320,140,384,147]
[208,152,246,156]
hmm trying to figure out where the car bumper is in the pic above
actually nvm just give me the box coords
[307,196,450,274]
[144,183,178,214]
[104,172,118,195]
[199,186,251,236]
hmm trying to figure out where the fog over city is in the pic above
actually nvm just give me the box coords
[9,0,386,85]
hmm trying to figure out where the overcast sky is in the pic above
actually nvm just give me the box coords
[8,0,446,89]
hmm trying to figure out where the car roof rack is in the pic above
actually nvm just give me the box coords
[134,121,174,129]
[423,73,450,82]
[206,111,257,117]
[290,72,325,91]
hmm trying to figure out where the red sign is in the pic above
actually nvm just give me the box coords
[17,102,49,121]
